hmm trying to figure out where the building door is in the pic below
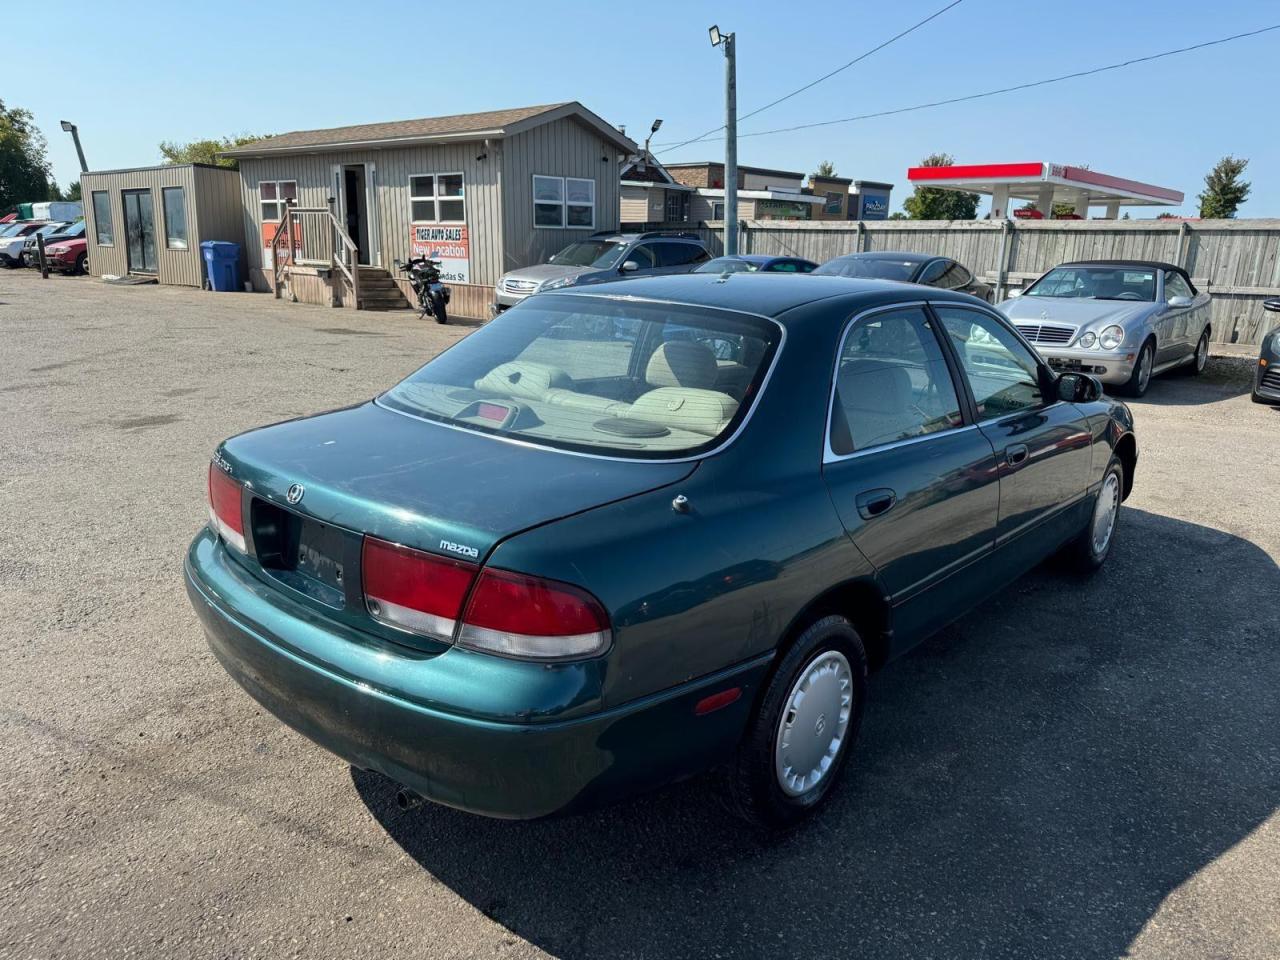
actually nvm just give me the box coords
[342,165,370,266]
[122,189,158,274]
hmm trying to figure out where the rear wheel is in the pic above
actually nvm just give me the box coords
[430,291,448,324]
[728,615,867,830]
[1061,456,1123,573]
[75,252,87,276]
[1120,339,1155,397]
[1182,329,1209,376]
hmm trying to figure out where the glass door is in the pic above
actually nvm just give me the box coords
[122,189,158,274]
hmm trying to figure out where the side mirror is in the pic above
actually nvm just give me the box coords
[620,260,640,273]
[1263,298,1280,313]
[1057,372,1103,404]
[1167,295,1193,308]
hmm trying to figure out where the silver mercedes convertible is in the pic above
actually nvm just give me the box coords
[997,260,1212,397]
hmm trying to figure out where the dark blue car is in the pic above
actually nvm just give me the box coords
[694,254,818,275]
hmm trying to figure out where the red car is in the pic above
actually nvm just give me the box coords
[44,235,88,275]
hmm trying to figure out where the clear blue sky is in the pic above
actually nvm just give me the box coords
[9,0,1278,216]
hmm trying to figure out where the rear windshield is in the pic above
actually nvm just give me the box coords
[813,257,918,281]
[380,294,781,459]
[1025,266,1156,301]
[694,257,759,274]
[548,240,626,269]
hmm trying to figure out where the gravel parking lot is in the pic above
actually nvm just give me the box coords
[3,271,1278,960]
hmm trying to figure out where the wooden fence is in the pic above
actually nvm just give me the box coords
[654,219,1280,346]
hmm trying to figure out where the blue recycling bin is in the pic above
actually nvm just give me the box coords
[201,241,241,292]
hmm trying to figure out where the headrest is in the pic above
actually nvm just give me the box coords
[837,360,912,415]
[629,387,739,437]
[646,340,718,389]
[474,361,570,401]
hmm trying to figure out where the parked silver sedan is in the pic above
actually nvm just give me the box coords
[997,260,1212,397]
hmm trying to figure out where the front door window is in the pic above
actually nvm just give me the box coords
[934,306,1045,420]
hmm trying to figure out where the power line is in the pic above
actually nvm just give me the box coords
[659,24,1280,151]
[655,0,966,156]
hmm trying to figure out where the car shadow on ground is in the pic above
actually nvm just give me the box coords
[354,508,1280,959]
[1129,359,1254,406]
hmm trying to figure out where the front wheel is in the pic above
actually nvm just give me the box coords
[75,252,88,276]
[728,615,867,830]
[1060,455,1124,574]
[430,291,448,324]
[1120,339,1155,397]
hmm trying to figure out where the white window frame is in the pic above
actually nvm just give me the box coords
[161,186,188,250]
[410,172,465,225]
[532,175,595,230]
[259,180,297,222]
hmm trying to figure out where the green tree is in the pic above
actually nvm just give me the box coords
[812,160,837,179]
[158,133,269,170]
[888,211,909,220]
[1016,200,1076,219]
[1197,156,1250,219]
[903,153,978,220]
[65,180,81,202]
[0,99,53,213]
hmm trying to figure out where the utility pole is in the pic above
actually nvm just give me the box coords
[709,26,737,255]
[60,121,88,173]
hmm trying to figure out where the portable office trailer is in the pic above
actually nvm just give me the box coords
[222,102,636,319]
[81,164,245,286]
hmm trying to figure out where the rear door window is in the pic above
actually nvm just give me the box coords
[829,306,964,456]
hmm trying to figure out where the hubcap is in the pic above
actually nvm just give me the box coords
[1196,336,1207,370]
[774,651,853,797]
[1091,471,1121,555]
[1137,347,1152,392]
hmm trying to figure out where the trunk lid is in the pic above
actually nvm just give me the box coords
[216,401,692,646]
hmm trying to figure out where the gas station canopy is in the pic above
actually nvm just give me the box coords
[906,161,1184,219]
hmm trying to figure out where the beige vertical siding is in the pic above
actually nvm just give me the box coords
[82,165,206,285]
[500,116,622,272]
[191,166,248,284]
[237,141,503,288]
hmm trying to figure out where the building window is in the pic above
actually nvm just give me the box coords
[162,186,188,249]
[91,191,114,246]
[712,201,726,220]
[259,180,297,221]
[410,173,465,223]
[533,175,595,229]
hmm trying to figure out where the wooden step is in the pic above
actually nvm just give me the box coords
[359,289,412,310]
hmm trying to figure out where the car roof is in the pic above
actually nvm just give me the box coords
[550,272,985,322]
[1059,259,1182,273]
[591,232,704,244]
[827,250,936,264]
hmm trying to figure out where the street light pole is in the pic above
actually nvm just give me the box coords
[709,26,738,255]
[60,121,88,173]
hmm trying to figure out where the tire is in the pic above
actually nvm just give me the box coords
[75,253,87,276]
[1061,455,1124,574]
[1177,329,1209,377]
[431,292,448,324]
[1119,338,1155,397]
[728,615,867,831]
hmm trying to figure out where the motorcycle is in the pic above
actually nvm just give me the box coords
[396,256,451,324]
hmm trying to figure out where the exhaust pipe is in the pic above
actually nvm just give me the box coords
[395,786,425,811]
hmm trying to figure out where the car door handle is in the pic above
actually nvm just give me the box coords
[855,488,897,520]
[1005,443,1029,467]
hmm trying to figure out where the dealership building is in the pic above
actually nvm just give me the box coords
[219,102,636,317]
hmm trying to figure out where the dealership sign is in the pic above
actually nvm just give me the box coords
[261,220,302,267]
[410,225,470,283]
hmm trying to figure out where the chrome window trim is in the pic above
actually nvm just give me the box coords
[374,292,787,466]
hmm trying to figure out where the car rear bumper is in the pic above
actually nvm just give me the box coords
[185,528,767,819]
[1038,347,1135,385]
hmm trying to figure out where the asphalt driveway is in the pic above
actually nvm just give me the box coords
[3,271,1278,959]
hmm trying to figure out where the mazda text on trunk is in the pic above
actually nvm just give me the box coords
[187,274,1137,828]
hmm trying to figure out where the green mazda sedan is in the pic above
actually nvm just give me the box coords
[186,273,1137,828]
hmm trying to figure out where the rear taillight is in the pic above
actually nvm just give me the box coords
[207,463,246,552]
[457,568,611,660]
[360,536,611,659]
[362,537,476,641]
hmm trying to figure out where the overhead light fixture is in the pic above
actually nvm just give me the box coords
[708,25,722,46]
[60,120,76,132]
[650,119,663,135]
